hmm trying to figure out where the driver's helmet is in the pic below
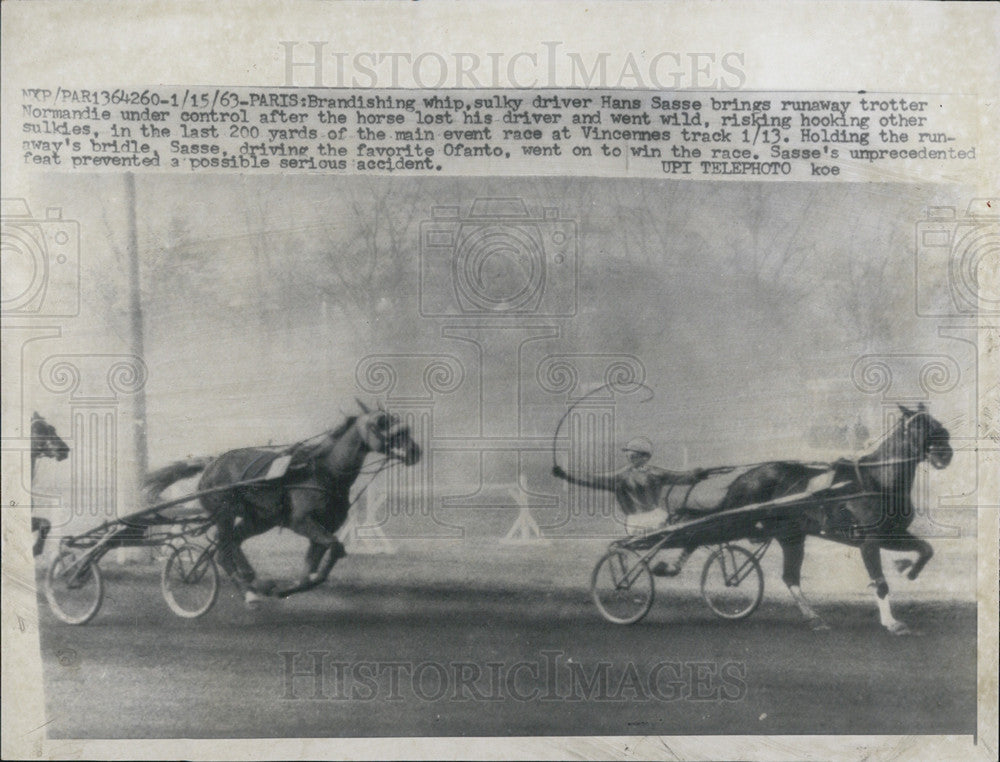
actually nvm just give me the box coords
[622,437,653,456]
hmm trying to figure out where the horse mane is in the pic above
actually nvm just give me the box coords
[31,414,61,452]
[859,408,937,466]
[327,415,358,440]
[289,415,359,462]
[858,416,903,464]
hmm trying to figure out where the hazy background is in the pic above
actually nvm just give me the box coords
[21,175,978,537]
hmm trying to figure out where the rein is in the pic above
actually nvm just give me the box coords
[278,441,405,510]
[347,456,401,508]
[850,410,934,472]
[854,454,925,468]
[551,399,933,478]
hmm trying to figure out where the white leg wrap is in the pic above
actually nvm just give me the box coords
[789,585,818,620]
[876,592,896,627]
[875,590,912,633]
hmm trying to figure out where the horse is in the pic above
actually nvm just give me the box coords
[158,401,421,605]
[665,403,952,634]
[30,413,70,556]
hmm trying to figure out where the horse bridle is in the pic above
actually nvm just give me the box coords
[374,419,417,466]
[852,410,946,480]
[31,419,68,462]
[282,423,406,503]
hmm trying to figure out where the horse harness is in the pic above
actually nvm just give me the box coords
[234,433,398,504]
[236,448,328,497]
[662,480,700,517]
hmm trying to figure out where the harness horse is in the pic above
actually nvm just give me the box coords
[41,401,422,625]
[182,401,421,605]
[30,413,70,556]
[590,403,952,634]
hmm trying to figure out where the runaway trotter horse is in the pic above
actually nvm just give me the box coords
[30,413,70,556]
[176,402,420,605]
[670,403,952,634]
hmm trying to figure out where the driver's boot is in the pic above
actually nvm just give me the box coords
[652,548,692,577]
[652,562,681,577]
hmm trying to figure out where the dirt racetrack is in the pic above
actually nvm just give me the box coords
[35,537,977,739]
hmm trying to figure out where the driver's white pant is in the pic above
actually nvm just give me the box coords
[624,507,669,536]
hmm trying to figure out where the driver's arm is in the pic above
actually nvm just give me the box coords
[650,466,707,486]
[552,465,619,491]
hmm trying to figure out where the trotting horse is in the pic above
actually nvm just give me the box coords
[666,403,952,634]
[30,413,70,556]
[158,401,421,605]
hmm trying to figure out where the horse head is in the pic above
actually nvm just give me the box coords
[897,403,952,470]
[31,412,70,462]
[358,407,422,465]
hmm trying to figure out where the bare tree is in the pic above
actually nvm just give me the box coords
[312,178,425,350]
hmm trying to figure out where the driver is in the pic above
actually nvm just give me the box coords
[552,435,707,540]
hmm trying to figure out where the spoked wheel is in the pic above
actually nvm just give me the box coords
[161,543,219,619]
[591,547,655,625]
[44,550,104,625]
[700,544,764,620]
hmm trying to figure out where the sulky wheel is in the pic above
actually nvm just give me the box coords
[700,544,764,620]
[161,543,219,619]
[44,549,104,625]
[591,547,655,625]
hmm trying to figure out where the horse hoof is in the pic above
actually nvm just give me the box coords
[809,618,831,632]
[244,590,265,609]
[894,559,913,574]
[254,579,278,595]
[887,622,911,636]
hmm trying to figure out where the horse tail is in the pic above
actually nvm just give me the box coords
[142,457,212,502]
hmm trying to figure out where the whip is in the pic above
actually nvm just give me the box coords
[550,380,655,472]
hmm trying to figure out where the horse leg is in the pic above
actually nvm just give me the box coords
[881,531,934,581]
[303,542,327,580]
[301,539,346,584]
[230,510,280,596]
[287,491,346,587]
[211,503,266,607]
[272,540,346,600]
[860,539,909,635]
[212,509,245,582]
[778,535,829,631]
